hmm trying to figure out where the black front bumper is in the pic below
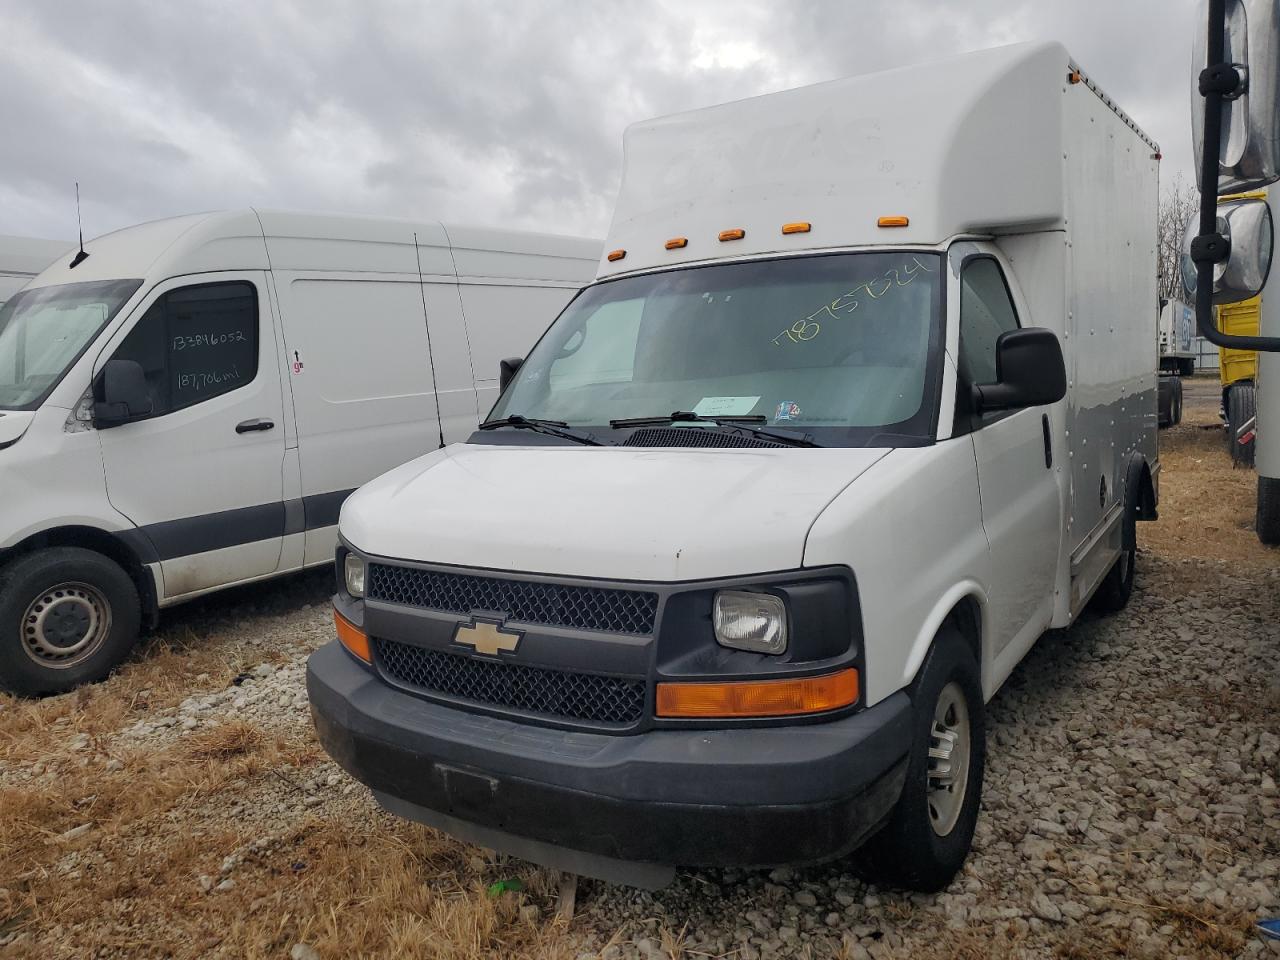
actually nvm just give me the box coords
[307,642,912,884]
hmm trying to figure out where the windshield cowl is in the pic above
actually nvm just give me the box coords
[486,251,943,449]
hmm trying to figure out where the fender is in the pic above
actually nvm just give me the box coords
[1121,451,1157,551]
[898,579,991,700]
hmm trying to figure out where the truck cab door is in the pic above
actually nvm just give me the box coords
[94,274,287,600]
[952,249,1062,656]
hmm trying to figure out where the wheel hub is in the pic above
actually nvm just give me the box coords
[926,680,971,837]
[22,583,112,668]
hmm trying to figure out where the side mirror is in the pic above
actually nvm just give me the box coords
[1192,0,1280,193]
[1181,196,1274,303]
[93,358,153,427]
[974,328,1066,413]
[499,356,524,392]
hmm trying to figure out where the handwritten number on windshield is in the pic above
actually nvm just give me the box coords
[771,256,934,346]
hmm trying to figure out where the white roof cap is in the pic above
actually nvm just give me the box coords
[598,41,1156,278]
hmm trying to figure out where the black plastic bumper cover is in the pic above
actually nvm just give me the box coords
[307,641,912,870]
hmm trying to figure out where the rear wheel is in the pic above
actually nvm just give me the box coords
[1227,382,1257,468]
[1092,543,1136,612]
[1171,377,1183,426]
[858,626,984,892]
[0,548,141,696]
[1257,476,1280,546]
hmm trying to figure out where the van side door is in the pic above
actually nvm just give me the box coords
[273,273,474,566]
[95,274,287,599]
[954,251,1062,657]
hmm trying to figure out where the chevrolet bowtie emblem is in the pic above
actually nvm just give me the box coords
[453,618,523,657]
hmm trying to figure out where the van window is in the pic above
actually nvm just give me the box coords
[107,281,257,416]
[491,251,944,445]
[958,258,1020,386]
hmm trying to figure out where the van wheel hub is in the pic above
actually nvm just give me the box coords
[926,680,971,837]
[22,583,112,667]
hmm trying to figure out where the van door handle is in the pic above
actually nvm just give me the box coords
[1041,414,1052,469]
[236,418,275,434]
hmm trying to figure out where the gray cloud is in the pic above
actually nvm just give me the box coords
[0,0,1203,243]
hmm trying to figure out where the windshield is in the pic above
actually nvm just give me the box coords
[489,252,943,445]
[0,279,142,410]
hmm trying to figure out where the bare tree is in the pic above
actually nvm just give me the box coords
[1157,174,1199,303]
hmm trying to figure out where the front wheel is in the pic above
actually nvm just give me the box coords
[857,626,985,892]
[0,548,141,696]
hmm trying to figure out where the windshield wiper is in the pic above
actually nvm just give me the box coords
[608,411,822,447]
[478,414,603,446]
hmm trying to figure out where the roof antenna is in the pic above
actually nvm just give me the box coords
[69,182,89,269]
[414,232,447,450]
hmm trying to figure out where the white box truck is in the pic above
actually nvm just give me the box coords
[0,210,599,695]
[310,42,1160,891]
[1157,297,1195,426]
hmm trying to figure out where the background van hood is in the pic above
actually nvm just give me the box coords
[341,443,892,582]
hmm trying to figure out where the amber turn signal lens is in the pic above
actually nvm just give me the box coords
[656,669,859,718]
[334,608,371,664]
[781,221,811,235]
[665,237,688,250]
[607,249,626,262]
[877,216,910,228]
[718,228,746,242]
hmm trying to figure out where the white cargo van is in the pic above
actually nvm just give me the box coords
[0,235,73,308]
[310,43,1160,891]
[0,210,598,694]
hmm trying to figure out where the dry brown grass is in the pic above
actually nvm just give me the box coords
[1142,376,1276,567]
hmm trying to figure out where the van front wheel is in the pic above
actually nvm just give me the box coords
[857,626,985,892]
[0,548,141,697]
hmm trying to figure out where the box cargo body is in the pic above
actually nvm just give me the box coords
[310,42,1160,890]
[0,210,599,695]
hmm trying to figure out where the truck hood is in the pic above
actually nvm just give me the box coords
[340,443,892,582]
[0,411,35,448]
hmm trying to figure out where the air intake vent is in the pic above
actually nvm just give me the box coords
[622,427,784,449]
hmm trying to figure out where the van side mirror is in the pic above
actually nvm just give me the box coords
[93,358,153,427]
[1193,0,1280,194]
[974,328,1066,413]
[1181,196,1274,303]
[499,356,524,392]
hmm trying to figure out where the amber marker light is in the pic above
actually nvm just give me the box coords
[665,237,688,250]
[718,228,746,242]
[607,249,626,262]
[781,222,812,235]
[656,668,859,719]
[334,608,371,664]
[877,216,910,228]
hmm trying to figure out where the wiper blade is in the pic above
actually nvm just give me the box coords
[608,411,821,447]
[478,415,603,446]
[609,411,767,428]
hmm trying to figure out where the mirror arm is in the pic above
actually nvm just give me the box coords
[1194,0,1280,352]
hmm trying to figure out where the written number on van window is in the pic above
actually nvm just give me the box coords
[770,256,934,347]
[171,330,248,351]
[178,366,241,392]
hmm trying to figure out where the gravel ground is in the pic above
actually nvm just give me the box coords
[2,374,1278,958]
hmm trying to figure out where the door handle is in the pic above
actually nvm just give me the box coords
[236,418,275,434]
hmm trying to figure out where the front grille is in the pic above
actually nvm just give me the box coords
[377,638,646,725]
[366,564,658,635]
[623,427,785,449]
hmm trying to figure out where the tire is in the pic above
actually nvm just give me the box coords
[1157,379,1174,428]
[1091,542,1135,613]
[1171,377,1183,426]
[0,548,141,697]
[1257,476,1280,546]
[1227,382,1257,468]
[858,626,985,893]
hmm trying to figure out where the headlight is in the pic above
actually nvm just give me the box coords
[344,554,366,598]
[713,590,787,654]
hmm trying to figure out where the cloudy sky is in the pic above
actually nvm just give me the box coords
[2,0,1202,244]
